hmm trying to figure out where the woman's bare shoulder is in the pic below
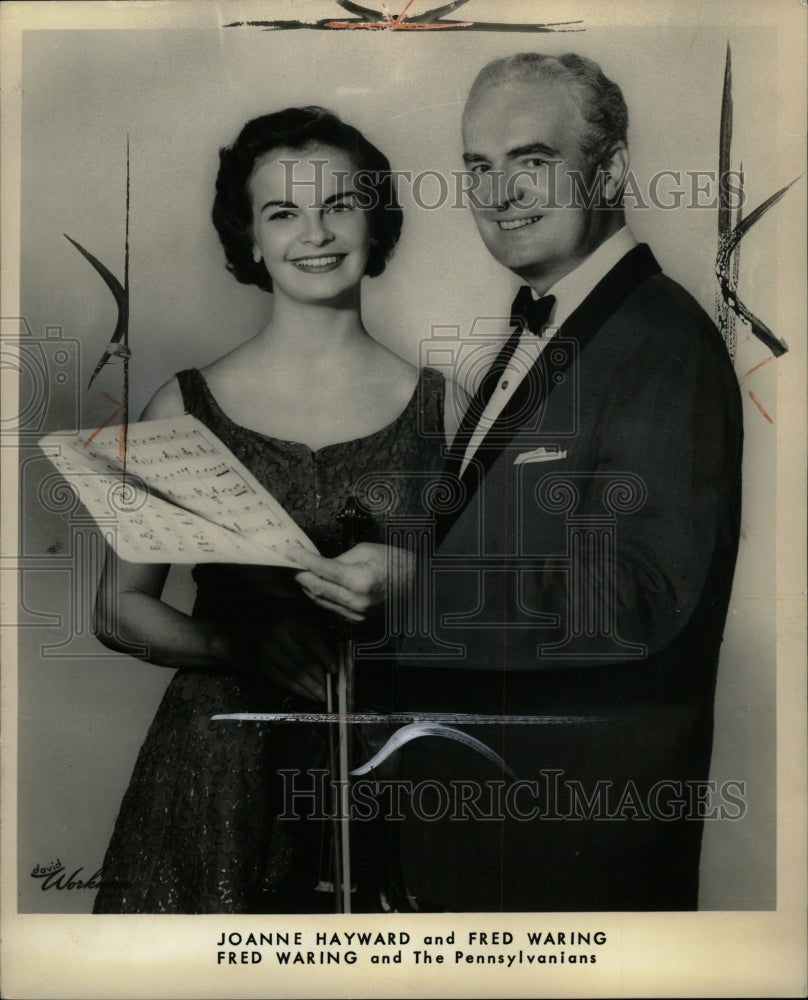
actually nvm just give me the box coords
[140,377,185,421]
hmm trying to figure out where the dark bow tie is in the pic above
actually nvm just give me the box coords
[510,286,556,335]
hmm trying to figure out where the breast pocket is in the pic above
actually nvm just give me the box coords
[513,447,568,466]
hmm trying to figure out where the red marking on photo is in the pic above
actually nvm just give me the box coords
[83,393,124,448]
[747,390,773,424]
[740,356,774,382]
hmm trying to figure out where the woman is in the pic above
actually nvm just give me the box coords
[92,107,454,913]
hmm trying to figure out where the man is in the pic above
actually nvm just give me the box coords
[295,52,743,911]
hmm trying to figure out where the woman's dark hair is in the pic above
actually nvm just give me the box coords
[212,106,403,292]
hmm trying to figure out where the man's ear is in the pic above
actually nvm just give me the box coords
[600,143,630,203]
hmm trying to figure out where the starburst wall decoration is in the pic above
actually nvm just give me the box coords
[224,0,583,34]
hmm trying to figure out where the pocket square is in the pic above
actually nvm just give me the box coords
[513,447,568,466]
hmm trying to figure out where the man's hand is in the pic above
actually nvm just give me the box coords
[244,617,337,702]
[291,542,413,623]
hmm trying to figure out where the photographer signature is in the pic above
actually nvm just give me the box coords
[30,858,102,891]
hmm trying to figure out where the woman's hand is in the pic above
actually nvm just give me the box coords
[244,617,337,702]
[290,542,413,623]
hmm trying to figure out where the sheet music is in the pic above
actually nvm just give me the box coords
[38,416,317,566]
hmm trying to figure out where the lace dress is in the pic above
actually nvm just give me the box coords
[93,366,445,914]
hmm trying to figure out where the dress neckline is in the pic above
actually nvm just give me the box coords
[189,366,430,459]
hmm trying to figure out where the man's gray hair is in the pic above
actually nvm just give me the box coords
[465,52,629,166]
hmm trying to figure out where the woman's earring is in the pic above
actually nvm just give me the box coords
[252,247,262,264]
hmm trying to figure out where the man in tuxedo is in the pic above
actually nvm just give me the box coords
[295,52,743,911]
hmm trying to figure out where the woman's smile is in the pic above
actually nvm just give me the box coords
[289,253,348,273]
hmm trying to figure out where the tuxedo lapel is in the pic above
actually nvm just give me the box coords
[442,333,517,479]
[443,291,555,480]
[436,244,662,542]
[465,244,661,479]
[559,243,661,345]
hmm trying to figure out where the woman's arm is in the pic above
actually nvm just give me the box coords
[91,380,335,700]
[93,551,334,700]
[93,552,221,666]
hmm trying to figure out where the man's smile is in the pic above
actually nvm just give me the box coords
[496,215,543,231]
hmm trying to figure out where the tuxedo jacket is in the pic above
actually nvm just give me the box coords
[393,244,744,911]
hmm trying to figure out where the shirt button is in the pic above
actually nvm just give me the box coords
[501,380,509,390]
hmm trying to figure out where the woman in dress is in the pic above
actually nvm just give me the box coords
[92,107,451,913]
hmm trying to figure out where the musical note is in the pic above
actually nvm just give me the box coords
[39,415,318,566]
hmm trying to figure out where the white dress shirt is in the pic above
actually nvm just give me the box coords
[459,226,639,476]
